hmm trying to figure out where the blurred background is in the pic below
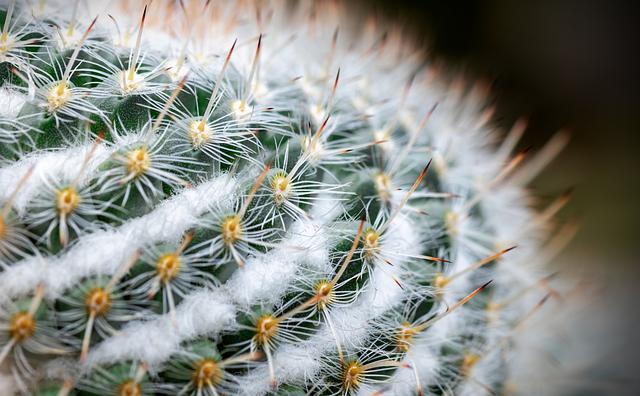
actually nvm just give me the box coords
[344,0,639,394]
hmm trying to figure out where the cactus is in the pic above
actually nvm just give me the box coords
[0,1,571,395]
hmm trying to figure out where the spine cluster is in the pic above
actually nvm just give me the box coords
[0,1,571,395]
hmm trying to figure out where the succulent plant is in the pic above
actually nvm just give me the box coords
[0,1,571,395]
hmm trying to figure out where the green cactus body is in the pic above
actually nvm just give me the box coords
[0,1,570,395]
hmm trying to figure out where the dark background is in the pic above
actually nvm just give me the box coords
[343,0,639,266]
[346,0,639,394]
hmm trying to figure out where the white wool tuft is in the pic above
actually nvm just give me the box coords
[87,289,235,367]
[0,87,27,118]
[226,218,329,306]
[385,344,440,395]
[239,343,323,396]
